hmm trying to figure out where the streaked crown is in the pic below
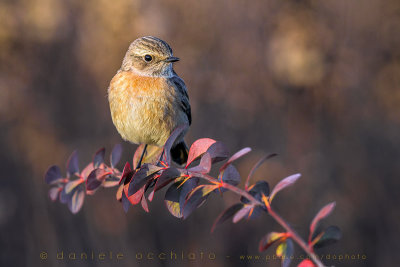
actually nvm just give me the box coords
[121,36,179,77]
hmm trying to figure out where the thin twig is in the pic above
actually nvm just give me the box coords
[184,169,325,267]
[102,164,326,266]
[266,206,325,267]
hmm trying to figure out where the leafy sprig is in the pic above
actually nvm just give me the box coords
[45,125,340,267]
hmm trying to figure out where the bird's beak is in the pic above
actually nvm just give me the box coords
[164,56,180,63]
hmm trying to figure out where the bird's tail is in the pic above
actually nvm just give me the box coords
[171,141,188,166]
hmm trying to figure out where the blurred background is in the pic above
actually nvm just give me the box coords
[1,0,399,266]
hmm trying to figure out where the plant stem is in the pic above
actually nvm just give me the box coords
[187,170,325,267]
[198,172,262,205]
[266,206,325,267]
[112,165,325,266]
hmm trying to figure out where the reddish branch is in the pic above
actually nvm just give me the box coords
[46,136,338,267]
[183,170,325,267]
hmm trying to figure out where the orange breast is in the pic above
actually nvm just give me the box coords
[109,71,166,96]
[108,71,185,146]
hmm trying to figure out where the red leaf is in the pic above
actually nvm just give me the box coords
[141,195,149,212]
[241,181,269,204]
[59,187,70,204]
[164,182,183,218]
[232,205,253,223]
[148,189,155,202]
[211,203,243,233]
[154,167,181,192]
[298,259,316,267]
[44,165,63,184]
[309,202,336,239]
[93,168,110,180]
[312,225,341,248]
[259,232,288,252]
[119,162,133,185]
[48,187,62,201]
[128,164,163,195]
[121,188,130,212]
[186,184,218,201]
[86,169,111,191]
[132,144,146,169]
[186,138,216,167]
[219,164,240,186]
[163,124,189,165]
[116,184,124,201]
[102,175,120,188]
[188,152,212,174]
[276,239,294,267]
[66,150,79,177]
[124,184,144,205]
[80,163,94,180]
[68,188,85,214]
[183,184,216,219]
[206,141,229,163]
[164,178,199,218]
[110,144,122,168]
[93,148,105,168]
[65,179,84,194]
[245,153,277,190]
[178,178,199,213]
[270,173,301,201]
[220,147,251,172]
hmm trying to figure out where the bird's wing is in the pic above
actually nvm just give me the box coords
[169,75,192,125]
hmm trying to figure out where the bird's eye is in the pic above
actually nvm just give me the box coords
[144,55,153,62]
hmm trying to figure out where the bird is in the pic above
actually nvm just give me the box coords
[108,36,191,168]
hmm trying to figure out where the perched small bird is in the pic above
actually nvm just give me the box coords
[108,36,191,167]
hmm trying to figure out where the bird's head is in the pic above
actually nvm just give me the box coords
[121,36,179,77]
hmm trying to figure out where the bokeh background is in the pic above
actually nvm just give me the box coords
[1,0,399,266]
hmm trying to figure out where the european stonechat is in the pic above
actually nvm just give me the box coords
[108,36,191,166]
